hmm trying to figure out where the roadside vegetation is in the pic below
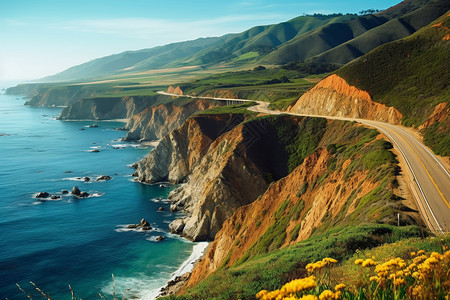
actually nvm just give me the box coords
[163,226,437,299]
[256,237,449,300]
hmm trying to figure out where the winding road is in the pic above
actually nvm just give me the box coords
[159,91,450,234]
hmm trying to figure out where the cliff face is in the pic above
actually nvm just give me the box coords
[180,119,422,291]
[133,113,246,184]
[134,114,335,241]
[419,102,448,130]
[5,83,42,97]
[289,74,402,124]
[123,99,217,141]
[58,95,173,120]
[22,85,101,107]
[167,85,184,96]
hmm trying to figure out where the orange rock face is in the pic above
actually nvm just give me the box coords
[167,85,184,95]
[419,102,448,130]
[289,74,402,124]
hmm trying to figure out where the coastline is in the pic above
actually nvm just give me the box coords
[142,241,210,299]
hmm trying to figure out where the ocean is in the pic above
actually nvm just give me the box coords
[0,87,206,299]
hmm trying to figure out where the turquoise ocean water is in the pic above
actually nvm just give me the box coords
[0,87,199,299]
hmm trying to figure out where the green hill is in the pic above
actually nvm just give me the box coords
[336,11,450,155]
[310,0,450,65]
[39,0,449,83]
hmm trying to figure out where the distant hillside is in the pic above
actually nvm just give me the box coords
[309,0,450,64]
[41,37,224,82]
[40,0,449,83]
[336,10,450,155]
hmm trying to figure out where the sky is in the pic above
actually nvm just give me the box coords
[0,0,400,81]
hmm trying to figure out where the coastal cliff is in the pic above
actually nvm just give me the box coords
[59,94,186,120]
[134,114,334,241]
[123,99,218,141]
[179,119,422,293]
[134,113,418,244]
[9,84,105,107]
[288,74,402,124]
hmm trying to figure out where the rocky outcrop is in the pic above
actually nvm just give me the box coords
[71,186,89,198]
[95,175,112,181]
[20,85,102,107]
[133,113,246,184]
[35,192,50,198]
[419,102,448,130]
[5,83,41,97]
[126,218,152,230]
[122,99,218,141]
[167,86,184,96]
[59,95,174,120]
[289,74,402,124]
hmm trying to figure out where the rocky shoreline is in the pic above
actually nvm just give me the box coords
[156,242,210,298]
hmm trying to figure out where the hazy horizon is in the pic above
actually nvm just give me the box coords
[1,0,399,81]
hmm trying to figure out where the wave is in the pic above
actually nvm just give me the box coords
[114,224,158,233]
[138,241,209,300]
[100,272,171,300]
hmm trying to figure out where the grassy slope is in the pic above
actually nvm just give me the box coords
[336,11,450,155]
[310,0,450,65]
[167,226,430,300]
[177,67,320,110]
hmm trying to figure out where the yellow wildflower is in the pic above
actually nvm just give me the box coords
[410,251,416,257]
[370,276,380,282]
[417,250,425,255]
[354,259,363,265]
[413,254,427,264]
[306,258,337,273]
[334,283,345,291]
[299,296,318,300]
[323,258,338,263]
[256,290,268,298]
[394,278,405,286]
[361,259,377,267]
[319,290,335,300]
[443,250,450,258]
[430,252,443,260]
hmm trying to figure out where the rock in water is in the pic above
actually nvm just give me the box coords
[50,195,61,200]
[71,186,81,196]
[127,218,152,230]
[158,207,165,211]
[35,192,50,198]
[156,236,165,242]
[83,177,90,182]
[91,149,100,152]
[96,175,111,181]
[139,218,152,230]
[62,190,69,194]
[79,192,90,198]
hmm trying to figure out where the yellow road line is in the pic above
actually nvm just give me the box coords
[383,124,450,209]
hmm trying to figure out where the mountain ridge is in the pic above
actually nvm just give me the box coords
[38,0,449,83]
